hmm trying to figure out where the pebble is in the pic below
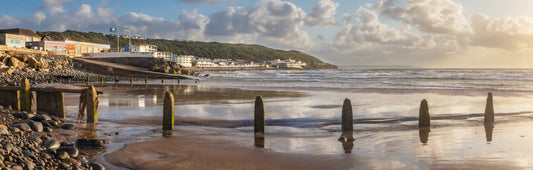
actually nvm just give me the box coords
[61,124,77,130]
[45,139,61,150]
[27,121,43,132]
[15,123,32,132]
[57,146,79,158]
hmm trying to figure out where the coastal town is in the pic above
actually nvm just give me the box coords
[1,28,308,70]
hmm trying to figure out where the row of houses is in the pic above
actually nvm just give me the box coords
[0,28,110,57]
[2,28,307,69]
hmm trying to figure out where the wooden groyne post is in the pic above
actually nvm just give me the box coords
[20,78,32,112]
[341,98,353,132]
[36,90,64,118]
[86,86,98,124]
[0,87,19,110]
[484,92,494,124]
[254,96,265,138]
[419,99,430,127]
[163,90,174,136]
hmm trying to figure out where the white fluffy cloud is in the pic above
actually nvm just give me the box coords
[471,14,533,50]
[40,0,73,15]
[375,0,471,35]
[205,0,313,49]
[333,7,421,52]
[306,0,339,27]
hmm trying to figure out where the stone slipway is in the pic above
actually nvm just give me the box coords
[72,58,197,79]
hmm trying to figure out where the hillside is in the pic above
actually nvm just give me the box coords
[36,30,337,69]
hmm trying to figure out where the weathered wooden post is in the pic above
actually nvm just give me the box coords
[114,77,119,83]
[130,77,133,84]
[341,98,353,132]
[0,89,19,110]
[101,77,104,85]
[484,92,494,124]
[87,77,90,85]
[162,90,174,136]
[20,78,32,112]
[177,78,181,84]
[254,96,265,138]
[36,90,65,118]
[419,99,430,127]
[145,76,148,84]
[161,78,164,84]
[86,86,98,124]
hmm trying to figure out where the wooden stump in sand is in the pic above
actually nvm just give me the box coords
[36,91,64,118]
[419,99,430,127]
[254,96,265,138]
[20,78,32,112]
[163,90,174,135]
[484,92,494,124]
[341,98,353,132]
[86,86,99,124]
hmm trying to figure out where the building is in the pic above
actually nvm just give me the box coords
[0,28,41,42]
[270,58,306,69]
[173,55,194,67]
[125,44,157,53]
[26,40,110,57]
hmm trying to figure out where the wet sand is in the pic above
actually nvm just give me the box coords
[105,136,359,170]
[56,83,533,169]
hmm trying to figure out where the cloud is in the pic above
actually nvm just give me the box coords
[306,0,339,27]
[178,0,237,4]
[205,0,313,49]
[40,0,72,15]
[375,0,471,35]
[470,14,533,50]
[333,7,421,52]
[0,15,21,28]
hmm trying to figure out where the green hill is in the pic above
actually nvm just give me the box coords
[36,30,336,69]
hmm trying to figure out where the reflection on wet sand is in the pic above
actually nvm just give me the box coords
[485,123,494,142]
[254,137,265,148]
[338,131,354,153]
[419,127,430,144]
[94,84,306,107]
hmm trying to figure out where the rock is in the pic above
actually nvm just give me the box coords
[11,165,23,170]
[0,125,9,135]
[15,123,32,132]
[22,150,35,157]
[65,158,81,166]
[56,146,78,158]
[43,127,52,132]
[32,114,51,122]
[27,57,42,68]
[27,121,43,132]
[0,67,13,74]
[14,54,28,62]
[89,163,105,170]
[57,151,70,159]
[45,140,60,150]
[61,124,76,130]
[75,139,108,149]
[26,113,37,120]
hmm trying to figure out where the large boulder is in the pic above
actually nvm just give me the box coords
[27,56,42,68]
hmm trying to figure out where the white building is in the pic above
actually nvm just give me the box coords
[270,58,306,69]
[173,55,194,67]
[126,44,157,53]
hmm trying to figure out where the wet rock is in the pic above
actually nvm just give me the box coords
[65,158,81,166]
[61,124,76,130]
[57,151,70,159]
[89,162,105,170]
[27,121,43,132]
[45,140,60,150]
[15,123,32,132]
[76,139,108,149]
[56,146,78,158]
[22,150,35,157]
[43,127,52,132]
[0,125,9,135]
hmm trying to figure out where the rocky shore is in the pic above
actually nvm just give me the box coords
[0,53,115,86]
[0,105,106,169]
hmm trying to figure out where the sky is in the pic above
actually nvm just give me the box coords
[2,0,533,68]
